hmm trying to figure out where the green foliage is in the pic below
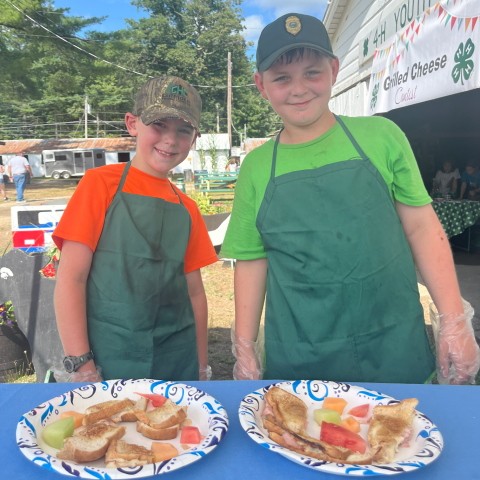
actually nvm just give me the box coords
[0,301,16,325]
[208,134,218,172]
[190,192,231,214]
[0,0,277,142]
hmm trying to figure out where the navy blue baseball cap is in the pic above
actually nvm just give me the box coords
[256,13,336,72]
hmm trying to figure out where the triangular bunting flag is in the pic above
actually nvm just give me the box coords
[406,27,410,36]
[417,16,420,22]
[454,0,456,4]
[438,5,444,17]
[472,16,478,30]
[434,2,440,12]
[416,25,420,34]
[445,14,452,26]
[411,20,415,30]
[426,8,431,14]
[465,17,471,31]
[451,17,457,29]
[401,33,405,41]
[458,18,464,30]
[396,55,400,64]
[411,34,414,43]
[406,41,409,51]
[441,11,448,22]
[422,14,426,23]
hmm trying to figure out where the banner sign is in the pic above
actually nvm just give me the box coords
[367,0,480,114]
[359,0,436,66]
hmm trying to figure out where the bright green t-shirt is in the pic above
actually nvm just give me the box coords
[220,115,431,260]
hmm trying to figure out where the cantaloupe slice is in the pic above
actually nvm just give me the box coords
[322,398,348,415]
[340,416,361,433]
[61,411,86,430]
[151,442,178,463]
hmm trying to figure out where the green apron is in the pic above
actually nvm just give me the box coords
[86,162,199,381]
[256,116,435,383]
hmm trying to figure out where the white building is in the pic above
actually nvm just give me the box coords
[324,0,480,187]
[175,134,231,173]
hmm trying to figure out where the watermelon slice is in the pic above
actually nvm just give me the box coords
[320,422,367,454]
[134,392,168,407]
[180,426,202,444]
[348,404,369,417]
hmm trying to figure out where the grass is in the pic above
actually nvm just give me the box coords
[4,350,36,384]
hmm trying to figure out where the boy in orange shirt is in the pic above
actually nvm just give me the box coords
[53,77,217,382]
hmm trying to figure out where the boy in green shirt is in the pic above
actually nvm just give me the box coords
[221,13,479,384]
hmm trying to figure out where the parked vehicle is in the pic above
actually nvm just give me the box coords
[42,148,106,179]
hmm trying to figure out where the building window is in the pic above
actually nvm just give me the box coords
[118,152,130,163]
[74,152,82,158]
[55,155,67,161]
[0,156,2,166]
[96,153,103,159]
[45,154,53,159]
[84,152,92,158]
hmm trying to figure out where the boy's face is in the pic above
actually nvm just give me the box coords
[126,115,196,178]
[254,52,339,130]
[443,162,452,173]
[466,166,478,176]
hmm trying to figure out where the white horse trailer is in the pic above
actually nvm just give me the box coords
[42,148,106,179]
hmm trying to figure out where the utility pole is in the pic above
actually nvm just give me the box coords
[227,52,232,151]
[216,103,220,133]
[84,96,88,139]
[244,123,247,142]
[97,112,100,137]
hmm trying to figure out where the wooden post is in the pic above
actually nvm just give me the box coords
[216,103,220,133]
[227,52,232,151]
[84,96,88,139]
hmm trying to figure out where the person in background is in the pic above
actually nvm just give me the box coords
[433,160,460,197]
[8,152,34,203]
[228,158,237,173]
[459,159,480,200]
[0,164,10,201]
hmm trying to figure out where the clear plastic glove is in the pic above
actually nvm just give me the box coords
[53,365,103,383]
[231,321,265,380]
[199,365,212,381]
[436,301,480,385]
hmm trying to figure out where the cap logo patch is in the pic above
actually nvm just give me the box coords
[285,16,301,35]
[162,82,191,106]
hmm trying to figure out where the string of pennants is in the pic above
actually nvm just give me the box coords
[370,1,480,81]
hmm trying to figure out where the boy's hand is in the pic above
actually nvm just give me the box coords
[437,312,480,384]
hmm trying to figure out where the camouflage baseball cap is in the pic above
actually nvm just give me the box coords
[132,76,202,136]
[256,13,335,72]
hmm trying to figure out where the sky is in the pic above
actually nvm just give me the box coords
[52,0,329,56]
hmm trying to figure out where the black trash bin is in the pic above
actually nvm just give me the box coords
[184,169,193,183]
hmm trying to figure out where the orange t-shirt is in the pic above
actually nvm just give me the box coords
[53,164,218,273]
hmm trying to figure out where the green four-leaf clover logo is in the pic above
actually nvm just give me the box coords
[370,83,379,110]
[363,38,369,57]
[452,38,475,85]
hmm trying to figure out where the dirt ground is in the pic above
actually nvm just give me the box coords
[2,180,436,383]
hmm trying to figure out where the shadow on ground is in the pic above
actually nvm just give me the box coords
[208,327,235,380]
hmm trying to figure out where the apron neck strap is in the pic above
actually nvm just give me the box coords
[169,182,185,206]
[270,130,283,181]
[334,115,369,161]
[117,161,131,192]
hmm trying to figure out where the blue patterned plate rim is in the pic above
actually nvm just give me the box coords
[238,380,443,477]
[16,378,229,478]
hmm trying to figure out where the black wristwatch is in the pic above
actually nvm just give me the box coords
[63,351,94,373]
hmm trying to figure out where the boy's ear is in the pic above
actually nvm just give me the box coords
[331,57,340,86]
[125,113,139,136]
[254,72,269,100]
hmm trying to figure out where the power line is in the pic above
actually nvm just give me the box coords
[2,0,153,78]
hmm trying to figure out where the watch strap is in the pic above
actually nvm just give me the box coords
[64,351,94,372]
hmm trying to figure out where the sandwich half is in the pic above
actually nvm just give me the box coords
[263,387,373,465]
[367,398,418,464]
[57,421,126,463]
[105,439,154,468]
[134,399,186,429]
[82,399,135,425]
[110,397,148,423]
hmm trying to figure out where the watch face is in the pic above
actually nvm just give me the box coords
[64,358,75,373]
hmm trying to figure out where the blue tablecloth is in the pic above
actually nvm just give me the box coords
[1,381,478,479]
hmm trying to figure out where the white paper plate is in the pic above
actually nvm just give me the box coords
[239,380,443,476]
[17,379,229,478]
